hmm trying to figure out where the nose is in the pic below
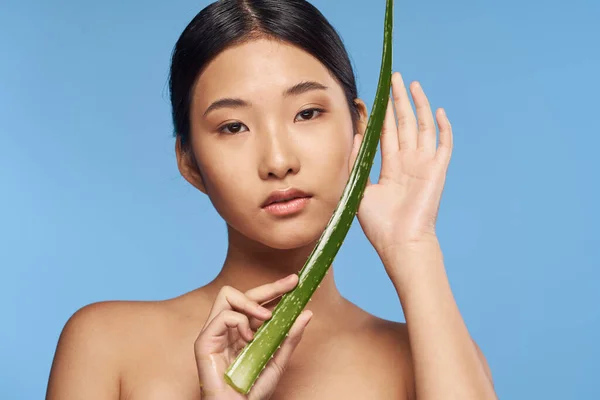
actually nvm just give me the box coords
[257,125,300,180]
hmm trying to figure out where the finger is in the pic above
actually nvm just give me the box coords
[380,97,399,157]
[205,286,273,327]
[435,108,453,164]
[244,274,300,332]
[249,310,313,400]
[410,81,437,156]
[198,310,255,348]
[244,274,299,307]
[392,72,418,150]
[378,96,399,182]
[195,311,255,398]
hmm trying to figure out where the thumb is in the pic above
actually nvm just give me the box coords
[248,310,313,400]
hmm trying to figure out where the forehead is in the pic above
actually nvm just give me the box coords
[193,38,341,102]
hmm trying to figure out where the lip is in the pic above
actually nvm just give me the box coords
[261,188,312,207]
[263,197,311,216]
[261,188,312,216]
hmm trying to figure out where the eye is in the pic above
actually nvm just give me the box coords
[295,108,325,122]
[218,121,248,135]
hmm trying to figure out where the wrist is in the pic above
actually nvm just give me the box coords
[379,236,444,285]
[378,234,441,265]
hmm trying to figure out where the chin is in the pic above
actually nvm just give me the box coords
[257,223,324,250]
[260,234,319,251]
[238,214,326,250]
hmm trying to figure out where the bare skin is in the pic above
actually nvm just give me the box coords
[47,275,414,400]
[47,38,494,399]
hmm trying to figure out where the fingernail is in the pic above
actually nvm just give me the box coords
[279,274,296,283]
[258,305,271,315]
[306,316,313,327]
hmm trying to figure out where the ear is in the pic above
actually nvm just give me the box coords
[353,98,369,136]
[175,136,208,195]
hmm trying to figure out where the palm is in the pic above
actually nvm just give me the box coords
[200,329,248,399]
[217,329,247,367]
[352,73,453,262]
[206,326,286,400]
[359,150,446,256]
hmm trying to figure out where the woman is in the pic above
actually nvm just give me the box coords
[46,0,497,399]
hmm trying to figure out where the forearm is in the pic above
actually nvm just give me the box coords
[383,239,497,400]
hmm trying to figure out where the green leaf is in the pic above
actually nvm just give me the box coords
[224,0,394,394]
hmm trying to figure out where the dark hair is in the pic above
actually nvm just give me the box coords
[169,0,360,151]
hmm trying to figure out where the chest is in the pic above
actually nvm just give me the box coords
[121,344,409,400]
[123,368,407,400]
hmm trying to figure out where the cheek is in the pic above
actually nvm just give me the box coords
[298,132,353,223]
[194,145,255,220]
[309,128,353,188]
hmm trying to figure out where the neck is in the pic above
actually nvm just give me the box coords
[206,224,347,315]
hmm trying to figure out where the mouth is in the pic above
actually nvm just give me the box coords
[261,188,313,216]
[261,188,312,208]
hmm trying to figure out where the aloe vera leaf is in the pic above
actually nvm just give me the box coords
[224,0,394,394]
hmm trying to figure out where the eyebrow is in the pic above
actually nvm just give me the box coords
[203,80,329,117]
[283,80,329,98]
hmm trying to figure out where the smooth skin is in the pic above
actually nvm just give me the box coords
[46,38,496,399]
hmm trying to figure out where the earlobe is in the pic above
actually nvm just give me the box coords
[175,136,208,194]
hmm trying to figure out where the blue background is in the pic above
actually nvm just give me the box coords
[1,0,598,398]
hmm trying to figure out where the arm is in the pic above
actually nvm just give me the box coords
[46,302,121,400]
[384,239,496,400]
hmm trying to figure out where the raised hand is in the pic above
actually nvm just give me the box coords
[349,71,453,266]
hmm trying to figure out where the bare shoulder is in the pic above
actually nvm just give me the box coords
[55,299,179,349]
[46,300,151,399]
[47,293,211,400]
[360,316,493,396]
[364,317,416,397]
[366,316,411,345]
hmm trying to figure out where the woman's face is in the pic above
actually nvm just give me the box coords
[178,38,367,250]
